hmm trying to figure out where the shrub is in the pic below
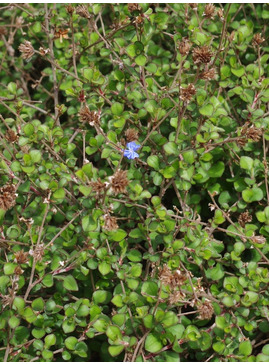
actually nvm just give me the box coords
[0,3,269,362]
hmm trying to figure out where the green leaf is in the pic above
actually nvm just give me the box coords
[98,261,111,275]
[147,155,160,170]
[145,333,163,353]
[63,275,79,291]
[135,54,147,66]
[93,290,111,304]
[65,336,78,350]
[141,281,158,297]
[242,187,263,203]
[110,229,127,242]
[111,102,124,115]
[164,142,178,155]
[199,104,214,116]
[240,156,254,170]
[32,297,45,311]
[108,345,125,357]
[45,334,56,348]
[239,340,252,356]
[208,161,225,178]
[8,316,20,329]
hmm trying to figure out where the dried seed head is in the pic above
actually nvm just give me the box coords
[168,290,186,305]
[103,214,119,231]
[180,84,196,103]
[76,5,90,18]
[128,3,141,12]
[251,235,266,245]
[109,170,129,195]
[197,299,214,320]
[39,47,50,56]
[89,178,106,194]
[134,15,144,25]
[159,265,187,289]
[14,250,29,264]
[229,31,235,43]
[0,184,17,211]
[238,210,252,228]
[125,128,139,143]
[30,244,44,262]
[79,105,100,126]
[14,266,24,276]
[200,68,216,80]
[66,4,74,14]
[54,29,69,43]
[253,33,265,47]
[1,294,13,308]
[217,8,224,20]
[18,40,35,60]
[178,38,191,56]
[5,129,18,143]
[192,45,213,65]
[242,124,263,142]
[0,26,7,36]
[203,4,215,19]
[189,3,198,10]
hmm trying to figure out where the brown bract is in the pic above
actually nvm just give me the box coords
[159,265,187,289]
[178,38,191,56]
[253,33,265,47]
[197,300,214,320]
[0,184,17,211]
[125,128,139,143]
[76,5,90,18]
[180,84,196,103]
[103,214,119,231]
[5,129,18,143]
[192,45,213,65]
[251,235,266,245]
[109,170,129,195]
[238,210,252,228]
[128,3,141,12]
[200,68,216,80]
[18,40,35,60]
[14,250,29,264]
[79,105,100,126]
[90,178,106,194]
[203,4,215,19]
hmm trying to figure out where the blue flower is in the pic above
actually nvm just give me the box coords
[123,141,140,160]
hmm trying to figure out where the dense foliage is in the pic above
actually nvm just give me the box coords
[0,3,269,362]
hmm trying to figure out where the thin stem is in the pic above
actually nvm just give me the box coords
[44,4,59,124]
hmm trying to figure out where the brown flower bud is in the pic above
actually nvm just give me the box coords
[103,214,119,231]
[0,184,17,211]
[125,128,139,143]
[128,3,141,13]
[18,40,35,60]
[238,210,252,228]
[192,45,213,65]
[89,178,106,194]
[5,129,18,143]
[109,170,129,195]
[178,38,191,56]
[251,235,266,245]
[76,5,90,18]
[79,105,100,126]
[200,68,216,80]
[189,4,198,10]
[253,33,265,47]
[180,84,196,103]
[198,300,214,320]
[14,250,29,264]
[203,4,215,19]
